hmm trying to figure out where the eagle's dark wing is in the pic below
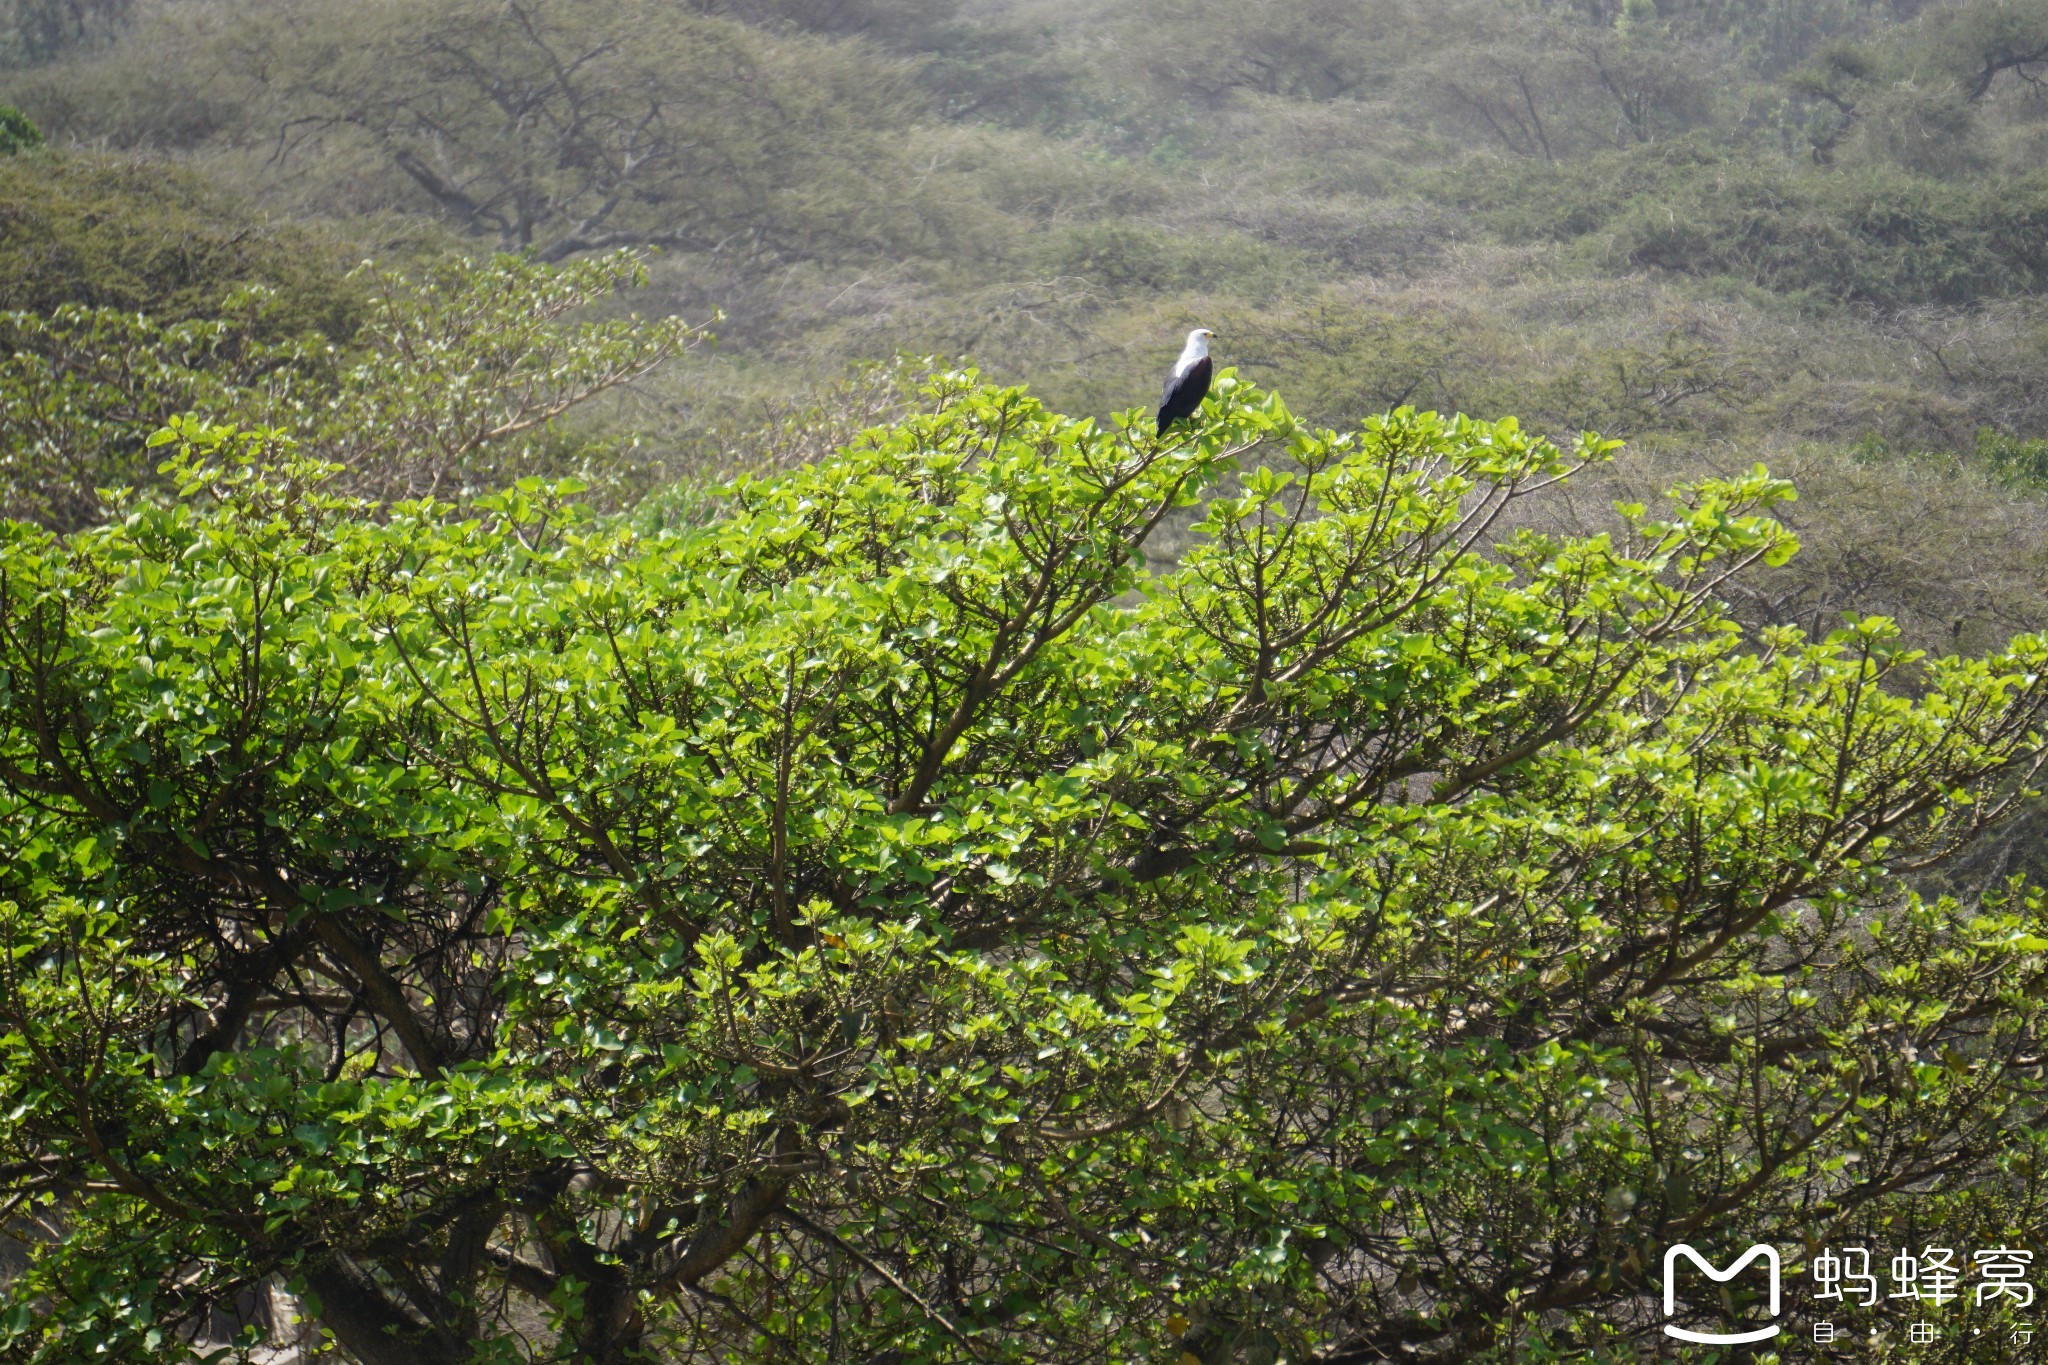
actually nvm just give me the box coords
[1155,356,1212,435]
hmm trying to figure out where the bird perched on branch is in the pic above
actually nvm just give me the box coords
[1156,327,1214,436]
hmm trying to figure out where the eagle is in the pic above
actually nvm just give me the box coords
[1156,327,1214,436]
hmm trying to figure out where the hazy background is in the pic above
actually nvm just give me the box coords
[7,0,2048,653]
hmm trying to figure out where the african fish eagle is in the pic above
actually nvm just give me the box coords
[1156,327,1214,436]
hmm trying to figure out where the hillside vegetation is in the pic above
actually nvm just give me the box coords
[9,0,2048,646]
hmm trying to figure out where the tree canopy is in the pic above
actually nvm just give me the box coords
[5,376,2048,1361]
[0,153,354,328]
[0,251,701,530]
[227,0,932,265]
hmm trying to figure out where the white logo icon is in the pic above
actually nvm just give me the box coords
[1662,1244,1782,1344]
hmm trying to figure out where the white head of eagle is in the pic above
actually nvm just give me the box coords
[1156,327,1215,436]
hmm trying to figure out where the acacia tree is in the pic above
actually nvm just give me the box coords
[1786,0,2048,168]
[4,374,2048,1363]
[230,0,929,264]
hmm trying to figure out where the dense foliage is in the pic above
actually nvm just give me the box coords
[5,2,2048,1361]
[5,377,2048,1361]
[0,106,37,154]
[0,154,355,327]
[0,252,701,529]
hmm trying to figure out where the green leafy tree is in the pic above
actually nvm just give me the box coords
[0,251,702,529]
[5,375,2048,1361]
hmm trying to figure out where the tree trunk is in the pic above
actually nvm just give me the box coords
[303,1255,470,1365]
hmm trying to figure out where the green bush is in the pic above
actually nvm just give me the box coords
[1457,139,2048,307]
[1037,222,1310,298]
[0,152,361,333]
[0,104,39,152]
[1616,168,2048,307]
[1976,426,2048,488]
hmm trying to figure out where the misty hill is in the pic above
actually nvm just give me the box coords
[5,0,2048,651]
